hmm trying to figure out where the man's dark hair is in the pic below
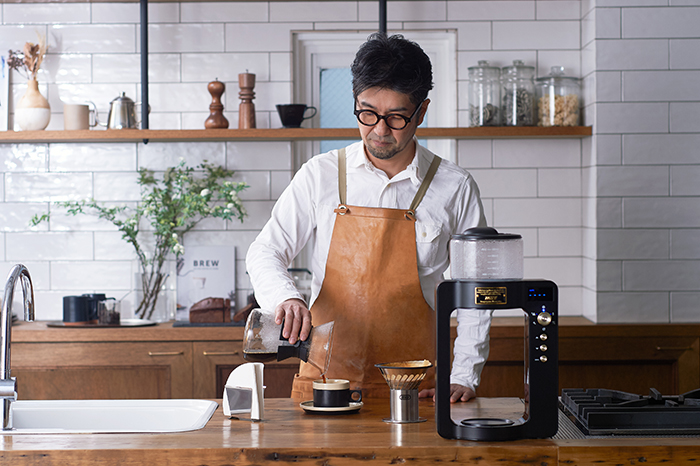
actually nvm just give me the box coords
[351,33,433,106]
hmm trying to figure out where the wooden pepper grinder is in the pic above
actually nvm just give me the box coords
[204,79,229,129]
[238,71,256,129]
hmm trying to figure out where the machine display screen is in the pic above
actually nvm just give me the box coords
[527,287,554,302]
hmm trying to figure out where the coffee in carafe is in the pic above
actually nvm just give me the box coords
[242,308,334,378]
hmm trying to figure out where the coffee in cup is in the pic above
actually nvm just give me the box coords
[276,104,317,128]
[312,379,362,408]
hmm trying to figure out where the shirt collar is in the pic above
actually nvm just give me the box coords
[346,138,431,186]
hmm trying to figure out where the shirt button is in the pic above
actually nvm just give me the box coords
[421,232,427,237]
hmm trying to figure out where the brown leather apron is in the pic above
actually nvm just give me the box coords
[291,147,441,400]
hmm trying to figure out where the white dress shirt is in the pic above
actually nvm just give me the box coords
[246,139,492,391]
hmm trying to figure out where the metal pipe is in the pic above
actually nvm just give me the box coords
[140,0,149,135]
[379,0,387,34]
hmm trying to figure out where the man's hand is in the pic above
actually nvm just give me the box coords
[274,298,312,345]
[418,384,476,403]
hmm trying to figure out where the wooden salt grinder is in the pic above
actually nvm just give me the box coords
[238,72,256,129]
[204,79,229,129]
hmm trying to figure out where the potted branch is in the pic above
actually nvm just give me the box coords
[32,160,248,320]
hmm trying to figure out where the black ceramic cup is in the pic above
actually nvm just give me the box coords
[312,379,362,407]
[63,296,89,323]
[276,104,317,128]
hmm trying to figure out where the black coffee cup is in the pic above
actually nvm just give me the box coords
[82,293,107,321]
[312,379,362,408]
[276,104,317,128]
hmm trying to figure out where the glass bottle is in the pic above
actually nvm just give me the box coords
[535,66,581,127]
[467,60,501,127]
[501,60,535,126]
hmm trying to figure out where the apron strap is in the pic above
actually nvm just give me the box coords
[337,146,441,214]
[338,147,347,206]
[408,154,441,213]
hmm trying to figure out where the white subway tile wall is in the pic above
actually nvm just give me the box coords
[2,1,698,323]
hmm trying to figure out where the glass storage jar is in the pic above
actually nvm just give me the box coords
[536,66,581,127]
[501,60,535,126]
[467,60,501,127]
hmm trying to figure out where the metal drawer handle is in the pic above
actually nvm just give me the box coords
[203,351,239,356]
[655,346,692,351]
[148,351,184,356]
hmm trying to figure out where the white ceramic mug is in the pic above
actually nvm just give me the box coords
[63,103,97,130]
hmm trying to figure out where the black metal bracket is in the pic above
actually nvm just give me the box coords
[140,0,149,137]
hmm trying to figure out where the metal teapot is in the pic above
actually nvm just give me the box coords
[105,92,143,129]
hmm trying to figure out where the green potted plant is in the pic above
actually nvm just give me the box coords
[32,160,248,320]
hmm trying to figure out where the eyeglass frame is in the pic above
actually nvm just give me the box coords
[353,99,426,131]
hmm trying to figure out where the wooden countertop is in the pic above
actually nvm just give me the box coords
[11,317,700,343]
[0,398,697,466]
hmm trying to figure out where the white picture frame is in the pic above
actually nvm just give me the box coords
[0,56,8,131]
[176,245,236,321]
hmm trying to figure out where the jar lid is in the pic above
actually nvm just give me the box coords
[535,66,580,84]
[451,227,522,241]
[468,60,501,77]
[502,59,534,73]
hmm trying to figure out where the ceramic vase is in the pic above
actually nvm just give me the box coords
[15,78,51,131]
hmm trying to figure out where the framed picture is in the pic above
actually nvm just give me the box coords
[176,245,236,321]
[0,56,8,131]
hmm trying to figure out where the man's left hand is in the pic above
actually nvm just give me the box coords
[418,384,476,402]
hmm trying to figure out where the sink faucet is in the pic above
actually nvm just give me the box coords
[1,264,35,430]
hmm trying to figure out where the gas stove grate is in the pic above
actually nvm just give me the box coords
[560,388,700,436]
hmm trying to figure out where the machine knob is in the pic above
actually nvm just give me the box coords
[539,355,548,363]
[539,344,548,352]
[537,312,552,326]
[539,333,548,341]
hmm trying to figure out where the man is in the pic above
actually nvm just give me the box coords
[246,33,492,402]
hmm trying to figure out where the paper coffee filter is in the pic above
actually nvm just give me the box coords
[375,359,432,390]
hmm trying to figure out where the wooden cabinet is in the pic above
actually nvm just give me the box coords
[10,319,700,401]
[475,317,700,398]
[12,341,193,400]
[10,323,300,401]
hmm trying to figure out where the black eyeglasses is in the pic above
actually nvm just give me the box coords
[354,100,425,130]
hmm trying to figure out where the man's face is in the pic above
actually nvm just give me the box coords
[355,87,427,161]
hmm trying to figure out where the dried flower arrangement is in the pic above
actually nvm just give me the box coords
[7,32,47,81]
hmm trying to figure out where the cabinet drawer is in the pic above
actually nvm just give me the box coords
[12,342,193,400]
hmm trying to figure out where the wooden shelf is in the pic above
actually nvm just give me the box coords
[0,126,592,144]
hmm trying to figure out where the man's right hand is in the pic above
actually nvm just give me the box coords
[274,298,312,345]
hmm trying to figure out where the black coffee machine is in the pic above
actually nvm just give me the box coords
[435,228,559,441]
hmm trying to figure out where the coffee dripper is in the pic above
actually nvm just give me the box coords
[242,309,334,378]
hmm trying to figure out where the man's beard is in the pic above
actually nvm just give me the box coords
[365,136,410,160]
[366,143,399,160]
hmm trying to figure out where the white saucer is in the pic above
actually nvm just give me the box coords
[300,401,363,414]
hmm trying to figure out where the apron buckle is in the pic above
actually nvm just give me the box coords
[336,205,349,215]
[405,210,416,221]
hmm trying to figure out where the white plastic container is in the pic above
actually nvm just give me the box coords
[449,227,523,280]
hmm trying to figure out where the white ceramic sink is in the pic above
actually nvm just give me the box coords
[6,399,218,434]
